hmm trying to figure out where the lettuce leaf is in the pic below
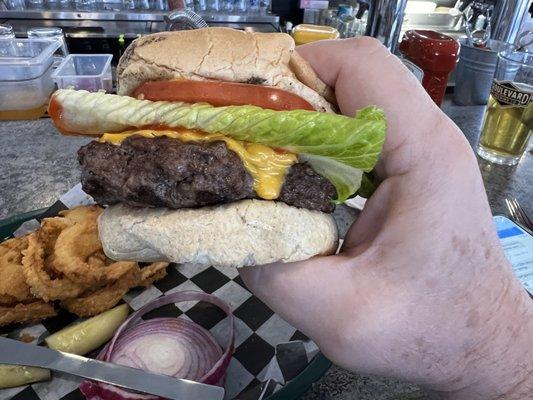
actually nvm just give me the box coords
[195,104,386,172]
[55,90,386,202]
[357,173,376,199]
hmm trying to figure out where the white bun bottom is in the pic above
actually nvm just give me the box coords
[98,200,338,268]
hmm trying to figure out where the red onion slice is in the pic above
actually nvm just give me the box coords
[80,291,234,400]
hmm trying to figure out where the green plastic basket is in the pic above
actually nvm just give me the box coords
[0,209,331,399]
[0,208,47,240]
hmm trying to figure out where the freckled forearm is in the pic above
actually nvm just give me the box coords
[439,324,533,400]
[497,368,533,400]
[457,286,533,400]
[426,252,533,400]
[493,303,533,400]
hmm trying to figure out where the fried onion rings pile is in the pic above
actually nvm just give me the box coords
[0,236,56,326]
[0,206,168,325]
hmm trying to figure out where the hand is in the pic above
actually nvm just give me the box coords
[240,38,533,399]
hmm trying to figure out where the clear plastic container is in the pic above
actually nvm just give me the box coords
[52,54,113,92]
[0,65,55,119]
[0,38,60,120]
[0,38,60,80]
[27,27,70,69]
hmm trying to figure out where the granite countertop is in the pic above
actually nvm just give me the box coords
[0,97,531,400]
[441,100,532,217]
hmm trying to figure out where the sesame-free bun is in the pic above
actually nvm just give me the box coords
[117,28,335,112]
[98,200,338,268]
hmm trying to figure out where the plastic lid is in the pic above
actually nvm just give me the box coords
[0,38,61,81]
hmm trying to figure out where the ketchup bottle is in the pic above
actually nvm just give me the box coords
[399,30,460,106]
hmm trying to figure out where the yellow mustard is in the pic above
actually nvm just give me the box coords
[291,24,340,45]
[99,130,297,200]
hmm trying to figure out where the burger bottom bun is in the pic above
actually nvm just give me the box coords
[98,200,338,268]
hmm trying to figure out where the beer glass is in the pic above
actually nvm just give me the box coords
[233,0,246,13]
[26,0,44,8]
[3,0,26,9]
[206,0,219,11]
[27,27,69,68]
[74,0,96,10]
[476,50,533,165]
[0,24,16,57]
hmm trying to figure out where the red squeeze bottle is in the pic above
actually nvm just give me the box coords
[399,30,460,106]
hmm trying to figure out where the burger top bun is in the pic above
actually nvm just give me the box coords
[117,28,336,112]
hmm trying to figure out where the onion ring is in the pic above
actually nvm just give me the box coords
[60,262,167,317]
[22,227,87,301]
[0,236,33,303]
[0,301,56,326]
[53,207,139,285]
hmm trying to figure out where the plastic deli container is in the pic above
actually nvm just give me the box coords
[0,38,60,120]
[52,54,113,92]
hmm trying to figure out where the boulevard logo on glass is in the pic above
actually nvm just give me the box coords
[491,80,532,108]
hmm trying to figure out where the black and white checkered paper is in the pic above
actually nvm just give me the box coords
[1,184,321,400]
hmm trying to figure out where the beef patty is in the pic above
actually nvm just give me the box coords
[78,135,336,213]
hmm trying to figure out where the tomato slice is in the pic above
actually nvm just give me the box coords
[133,80,315,111]
[48,95,72,135]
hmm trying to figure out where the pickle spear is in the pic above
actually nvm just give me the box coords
[45,304,129,355]
[0,365,50,388]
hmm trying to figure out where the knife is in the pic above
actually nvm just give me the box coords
[0,337,224,400]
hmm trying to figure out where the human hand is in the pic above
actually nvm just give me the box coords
[240,38,532,399]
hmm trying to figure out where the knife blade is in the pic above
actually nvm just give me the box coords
[0,337,224,400]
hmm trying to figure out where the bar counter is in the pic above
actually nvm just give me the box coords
[0,97,531,399]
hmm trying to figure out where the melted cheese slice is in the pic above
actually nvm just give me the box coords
[100,130,297,200]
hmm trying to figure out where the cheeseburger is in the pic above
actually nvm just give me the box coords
[48,28,386,267]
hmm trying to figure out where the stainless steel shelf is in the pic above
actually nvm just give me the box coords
[0,9,280,36]
[0,9,279,24]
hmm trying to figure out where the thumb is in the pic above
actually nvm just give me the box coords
[238,253,379,361]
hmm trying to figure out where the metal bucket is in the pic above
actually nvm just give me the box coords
[453,39,513,106]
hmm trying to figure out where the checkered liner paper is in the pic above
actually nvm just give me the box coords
[1,184,322,400]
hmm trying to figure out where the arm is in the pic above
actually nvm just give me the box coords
[240,37,533,399]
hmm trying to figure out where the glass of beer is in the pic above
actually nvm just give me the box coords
[476,50,533,166]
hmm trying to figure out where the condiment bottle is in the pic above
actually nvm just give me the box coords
[399,30,460,106]
[291,24,340,45]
